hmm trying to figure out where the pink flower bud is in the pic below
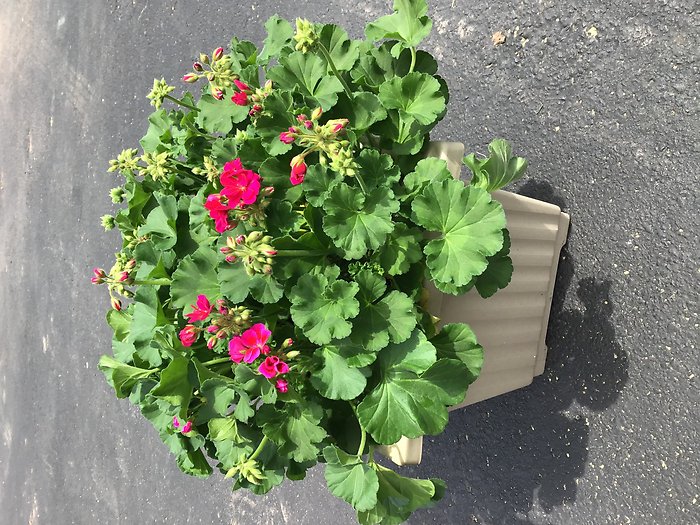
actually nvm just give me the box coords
[118,271,129,282]
[233,79,250,92]
[93,268,106,278]
[172,416,180,429]
[212,47,224,61]
[283,338,294,348]
[183,73,198,83]
[264,79,273,91]
[225,255,237,263]
[181,421,193,434]
[290,159,307,186]
[206,325,219,333]
[193,61,204,72]
[220,246,231,254]
[126,259,136,270]
[296,114,308,123]
[304,120,313,129]
[311,107,323,120]
[264,250,277,256]
[231,91,248,106]
[212,88,224,100]
[235,235,245,245]
[111,297,122,311]
[275,379,288,393]
[207,337,217,349]
[279,131,295,144]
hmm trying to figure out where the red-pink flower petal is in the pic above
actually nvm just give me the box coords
[276,379,288,393]
[290,161,307,185]
[179,325,198,347]
[233,79,250,92]
[231,91,248,106]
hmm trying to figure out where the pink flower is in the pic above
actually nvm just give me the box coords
[220,159,261,208]
[179,325,199,347]
[231,91,248,106]
[185,294,212,323]
[181,421,193,433]
[258,356,290,379]
[204,193,233,233]
[229,323,272,364]
[172,416,180,429]
[275,379,288,393]
[233,79,250,92]
[279,128,296,144]
[290,160,307,186]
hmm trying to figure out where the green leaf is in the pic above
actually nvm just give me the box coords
[98,355,154,398]
[139,193,178,250]
[430,323,484,379]
[355,149,400,191]
[323,446,379,512]
[208,417,240,442]
[357,329,469,444]
[474,229,513,298]
[412,179,506,287]
[378,72,445,126]
[273,233,329,281]
[351,43,437,90]
[234,364,277,404]
[464,139,528,192]
[401,157,453,199]
[318,24,360,71]
[372,223,422,276]
[197,378,238,422]
[311,347,368,400]
[250,274,285,304]
[289,273,359,345]
[259,402,328,462]
[218,264,283,305]
[302,164,342,207]
[188,186,215,245]
[259,15,294,64]
[150,357,193,414]
[209,137,237,165]
[127,286,163,366]
[335,92,387,132]
[357,465,441,525]
[107,309,131,343]
[365,0,433,49]
[323,183,399,260]
[196,93,248,134]
[268,51,344,111]
[140,109,171,153]
[170,246,221,309]
[254,90,295,156]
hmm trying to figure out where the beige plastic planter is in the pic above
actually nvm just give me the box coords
[379,142,570,466]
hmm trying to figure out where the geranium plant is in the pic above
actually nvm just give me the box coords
[94,1,527,523]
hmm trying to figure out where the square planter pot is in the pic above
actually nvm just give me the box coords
[379,142,570,465]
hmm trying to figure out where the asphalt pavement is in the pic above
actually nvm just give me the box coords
[0,1,698,524]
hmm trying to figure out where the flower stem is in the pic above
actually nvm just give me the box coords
[164,94,200,112]
[357,427,367,457]
[354,171,369,195]
[250,435,270,461]
[274,249,326,257]
[201,357,231,367]
[132,278,172,286]
[409,47,417,73]
[316,41,353,98]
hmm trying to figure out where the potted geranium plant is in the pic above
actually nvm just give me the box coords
[93,0,567,522]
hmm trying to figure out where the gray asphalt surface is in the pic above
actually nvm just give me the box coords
[0,1,698,524]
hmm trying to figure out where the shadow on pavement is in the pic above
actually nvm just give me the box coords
[402,180,629,524]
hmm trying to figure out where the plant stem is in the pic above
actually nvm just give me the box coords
[132,278,172,286]
[355,171,369,195]
[201,356,231,366]
[250,435,269,461]
[316,41,353,98]
[357,427,367,457]
[164,94,200,112]
[274,249,326,257]
[409,47,417,73]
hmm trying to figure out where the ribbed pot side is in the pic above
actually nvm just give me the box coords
[379,142,570,466]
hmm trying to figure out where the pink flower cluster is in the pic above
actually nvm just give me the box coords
[231,79,262,117]
[178,294,213,347]
[173,416,193,434]
[229,324,290,392]
[204,158,261,233]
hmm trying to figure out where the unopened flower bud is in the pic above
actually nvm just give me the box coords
[206,72,215,81]
[220,246,231,254]
[125,258,136,270]
[296,114,308,123]
[212,47,224,61]
[200,53,210,64]
[101,214,116,231]
[262,264,273,275]
[311,107,323,120]
[212,88,224,100]
[118,271,129,282]
[111,297,122,311]
[248,231,263,242]
[235,235,245,245]
[109,187,125,203]
[263,186,275,196]
[264,79,273,91]
[225,255,237,263]
[304,120,313,129]
[282,338,294,349]
[207,337,217,349]
[181,421,193,434]
[193,61,204,72]
[183,73,198,83]
[285,350,300,359]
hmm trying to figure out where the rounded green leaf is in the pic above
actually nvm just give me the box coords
[311,347,368,400]
[412,178,506,288]
[323,446,379,512]
[170,246,221,308]
[378,72,445,126]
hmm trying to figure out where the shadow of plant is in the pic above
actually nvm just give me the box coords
[400,180,628,524]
